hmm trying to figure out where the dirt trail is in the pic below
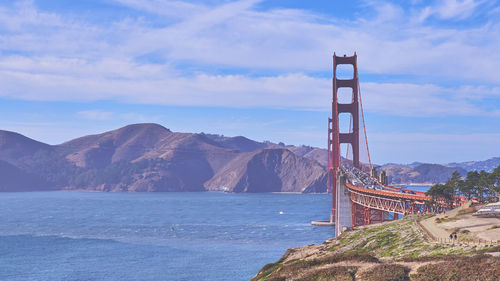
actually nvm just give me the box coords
[419,204,467,241]
[419,203,500,244]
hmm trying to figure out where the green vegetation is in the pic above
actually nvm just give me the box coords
[426,166,500,210]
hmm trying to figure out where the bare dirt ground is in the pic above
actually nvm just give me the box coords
[419,203,500,244]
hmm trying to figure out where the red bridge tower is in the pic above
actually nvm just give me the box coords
[328,53,360,224]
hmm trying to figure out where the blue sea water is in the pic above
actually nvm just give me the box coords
[0,192,334,281]
[401,185,431,192]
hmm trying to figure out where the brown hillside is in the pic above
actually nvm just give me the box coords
[205,148,327,193]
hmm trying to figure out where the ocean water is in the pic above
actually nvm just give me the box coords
[0,192,334,281]
[400,185,431,192]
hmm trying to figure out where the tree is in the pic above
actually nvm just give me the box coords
[478,170,496,202]
[426,170,462,210]
[426,183,455,209]
[460,171,479,200]
[491,165,500,195]
[447,171,463,206]
[459,167,500,203]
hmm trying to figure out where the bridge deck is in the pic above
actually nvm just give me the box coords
[346,183,430,201]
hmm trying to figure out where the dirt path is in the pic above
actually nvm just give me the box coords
[418,203,500,244]
[419,205,468,241]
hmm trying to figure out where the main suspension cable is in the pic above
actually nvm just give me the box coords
[358,81,372,172]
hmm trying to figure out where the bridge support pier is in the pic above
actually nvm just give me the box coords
[335,171,352,236]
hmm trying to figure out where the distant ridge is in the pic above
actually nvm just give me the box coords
[0,123,497,192]
[0,123,327,192]
[446,157,500,173]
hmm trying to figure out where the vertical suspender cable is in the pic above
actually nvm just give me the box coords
[358,80,372,172]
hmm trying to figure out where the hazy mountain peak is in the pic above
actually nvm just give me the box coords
[204,134,267,152]
[0,130,51,148]
[0,130,52,164]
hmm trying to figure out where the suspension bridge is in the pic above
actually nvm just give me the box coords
[324,53,446,237]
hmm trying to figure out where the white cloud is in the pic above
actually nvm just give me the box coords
[0,0,498,116]
[0,64,329,109]
[1,57,498,117]
[433,0,480,20]
[362,83,500,117]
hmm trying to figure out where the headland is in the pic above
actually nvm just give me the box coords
[252,203,500,281]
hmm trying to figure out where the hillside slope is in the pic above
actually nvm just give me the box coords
[204,148,328,193]
[380,163,467,184]
[252,215,500,280]
[0,124,327,192]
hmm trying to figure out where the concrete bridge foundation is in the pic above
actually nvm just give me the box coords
[335,170,352,236]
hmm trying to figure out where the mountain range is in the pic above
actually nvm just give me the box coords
[0,123,498,192]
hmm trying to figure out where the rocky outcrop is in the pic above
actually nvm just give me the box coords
[205,148,328,193]
[287,146,328,167]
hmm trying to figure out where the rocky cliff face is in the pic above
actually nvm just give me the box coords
[204,148,327,193]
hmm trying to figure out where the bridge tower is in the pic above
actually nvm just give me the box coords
[327,53,435,236]
[329,53,360,236]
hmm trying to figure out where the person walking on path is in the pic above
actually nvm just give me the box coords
[449,234,453,242]
[454,233,457,242]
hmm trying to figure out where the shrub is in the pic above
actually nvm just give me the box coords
[411,255,500,281]
[358,264,410,281]
[297,266,357,281]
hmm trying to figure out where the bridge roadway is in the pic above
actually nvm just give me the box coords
[346,183,429,215]
[341,165,430,216]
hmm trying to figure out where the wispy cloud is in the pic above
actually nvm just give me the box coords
[0,0,498,117]
[417,0,481,21]
[362,83,500,117]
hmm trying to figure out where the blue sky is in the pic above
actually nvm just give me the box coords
[0,0,499,164]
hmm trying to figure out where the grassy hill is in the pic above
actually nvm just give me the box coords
[252,214,500,281]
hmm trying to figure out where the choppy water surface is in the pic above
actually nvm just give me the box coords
[0,192,334,281]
